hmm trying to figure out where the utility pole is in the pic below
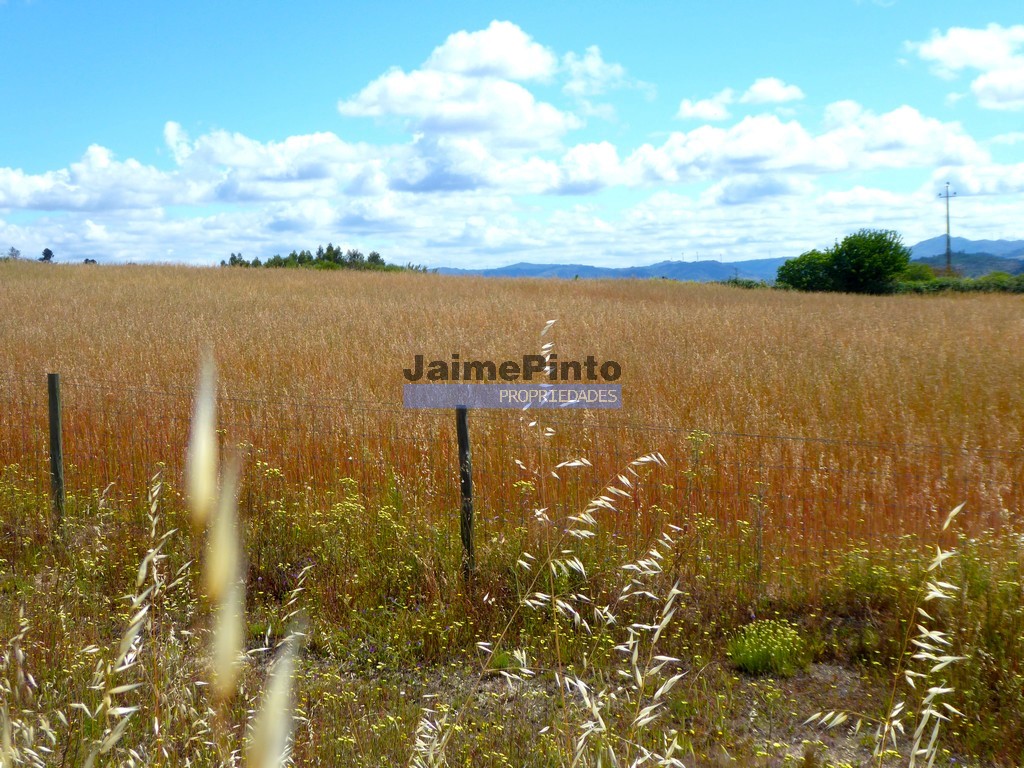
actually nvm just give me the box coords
[939,182,956,275]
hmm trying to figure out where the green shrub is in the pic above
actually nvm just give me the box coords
[718,276,769,289]
[777,229,911,294]
[727,618,807,676]
[893,273,1024,294]
[899,262,937,282]
[776,248,835,292]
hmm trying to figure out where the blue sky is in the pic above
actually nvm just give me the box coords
[1,0,1022,267]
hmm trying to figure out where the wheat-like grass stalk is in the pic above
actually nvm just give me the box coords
[187,352,301,765]
[185,353,219,528]
[205,453,242,607]
[246,631,301,768]
[808,503,967,766]
[0,705,12,768]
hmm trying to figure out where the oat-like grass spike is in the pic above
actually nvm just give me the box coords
[0,706,12,768]
[185,351,219,527]
[212,562,246,703]
[205,452,242,605]
[246,630,302,768]
[206,452,246,703]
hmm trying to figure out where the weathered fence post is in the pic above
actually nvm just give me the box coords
[47,373,65,536]
[456,406,474,582]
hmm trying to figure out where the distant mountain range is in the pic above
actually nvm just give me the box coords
[910,236,1024,260]
[909,237,1024,277]
[437,258,790,282]
[913,252,1024,278]
[435,237,1024,282]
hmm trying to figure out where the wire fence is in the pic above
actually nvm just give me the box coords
[1,372,1021,561]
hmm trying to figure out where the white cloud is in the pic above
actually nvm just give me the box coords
[426,213,543,254]
[910,24,1024,110]
[676,89,734,121]
[83,219,110,241]
[927,163,1024,197]
[678,77,804,121]
[740,77,805,104]
[176,125,374,181]
[560,46,652,122]
[424,20,557,81]
[991,131,1024,146]
[822,99,863,127]
[631,103,987,185]
[702,174,814,206]
[553,142,622,194]
[911,24,1024,77]
[340,68,580,148]
[0,145,179,210]
[819,104,988,169]
[164,121,192,165]
[338,24,581,149]
[562,46,629,98]
[971,63,1024,111]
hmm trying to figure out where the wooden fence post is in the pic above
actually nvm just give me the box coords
[47,373,65,537]
[456,406,474,582]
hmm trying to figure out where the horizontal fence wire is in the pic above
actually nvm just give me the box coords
[0,373,1021,562]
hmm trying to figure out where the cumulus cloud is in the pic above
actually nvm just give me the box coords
[553,142,622,194]
[677,77,805,120]
[644,103,987,183]
[740,77,805,104]
[426,212,543,254]
[703,174,814,206]
[911,24,1024,77]
[338,21,578,148]
[991,131,1024,145]
[676,89,734,121]
[910,24,1024,110]
[928,162,1024,197]
[164,121,192,165]
[0,124,397,213]
[0,145,179,211]
[558,46,654,121]
[425,20,557,81]
[820,103,988,168]
[171,125,372,182]
[971,64,1024,111]
[563,46,628,98]
[387,136,493,193]
[83,219,110,242]
[340,68,580,147]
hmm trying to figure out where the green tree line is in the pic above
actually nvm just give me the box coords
[221,243,429,272]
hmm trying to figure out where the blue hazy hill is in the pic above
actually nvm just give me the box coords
[434,237,1024,282]
[437,258,789,281]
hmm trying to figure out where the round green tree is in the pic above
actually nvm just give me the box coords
[776,248,835,292]
[828,228,910,294]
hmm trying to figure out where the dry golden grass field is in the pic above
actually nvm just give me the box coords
[1,260,1023,766]
[1,260,1021,545]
